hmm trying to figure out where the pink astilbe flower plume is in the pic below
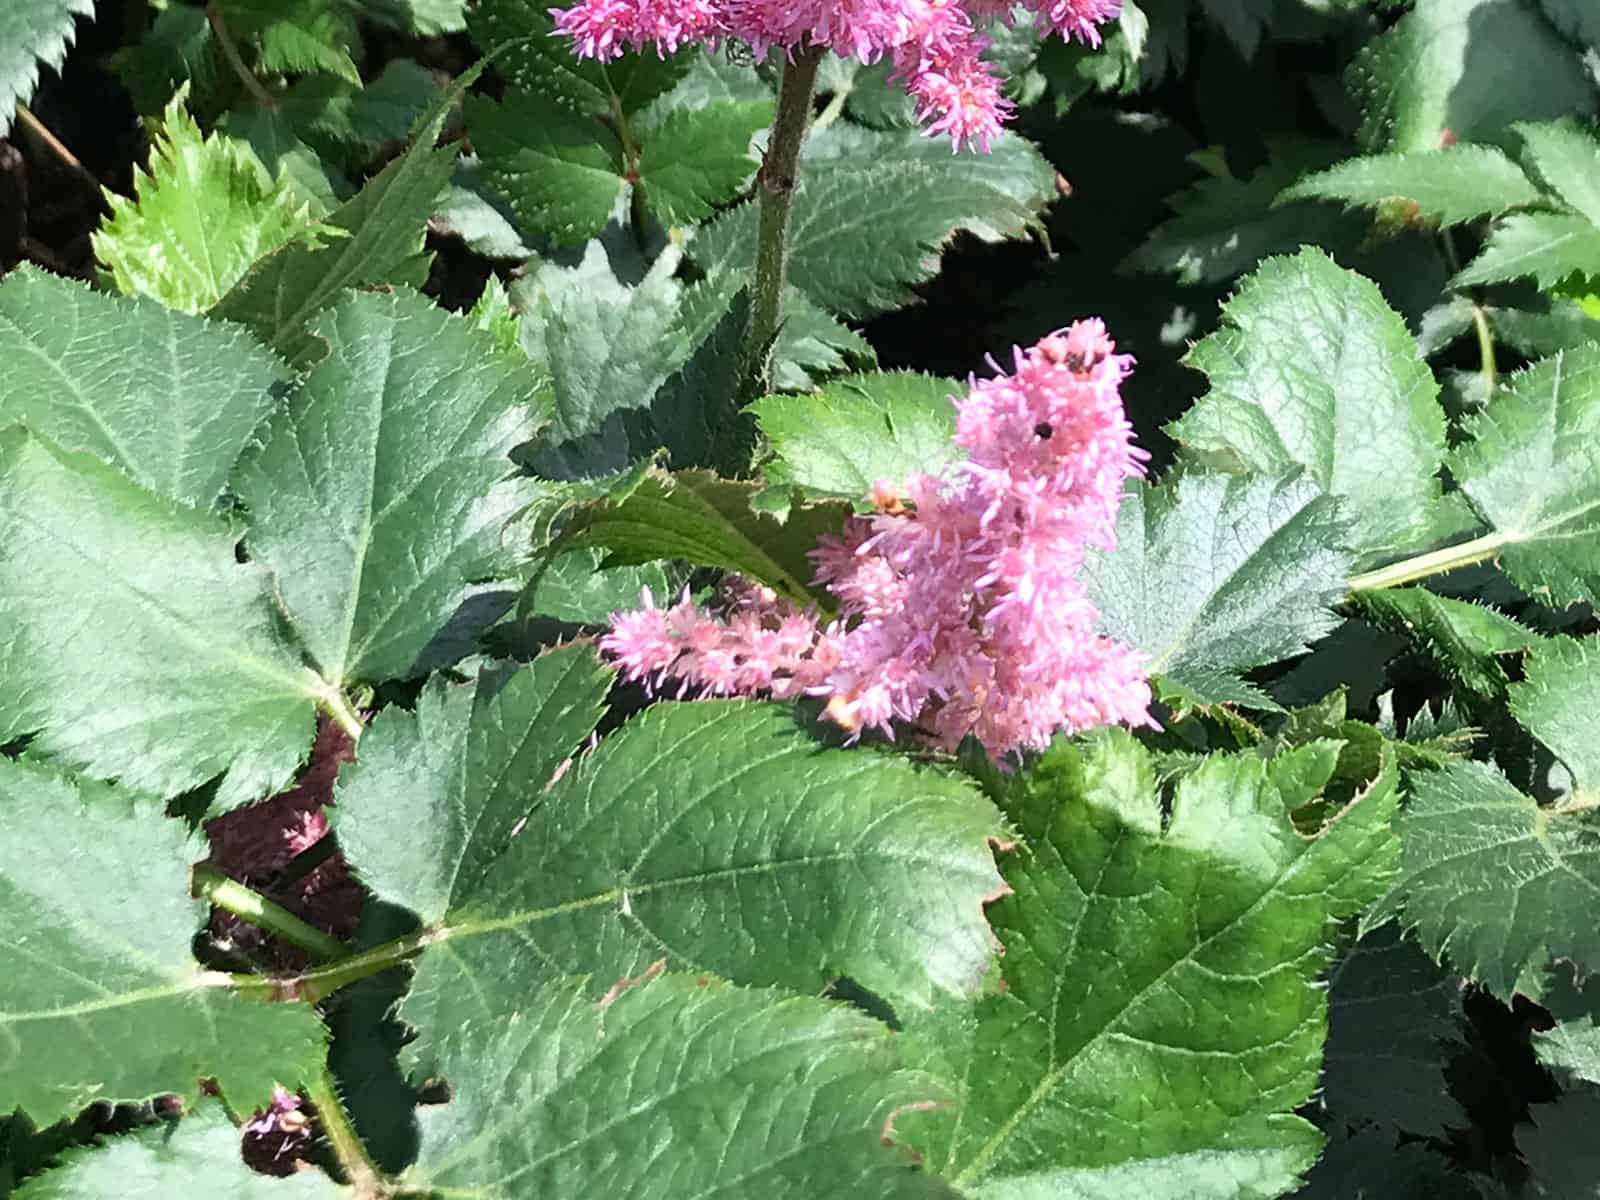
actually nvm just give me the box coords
[600,319,1153,760]
[550,0,1119,151]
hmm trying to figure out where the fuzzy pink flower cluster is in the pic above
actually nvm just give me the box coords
[551,0,1121,151]
[601,319,1152,758]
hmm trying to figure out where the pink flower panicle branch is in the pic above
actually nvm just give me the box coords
[550,0,1122,151]
[601,319,1154,759]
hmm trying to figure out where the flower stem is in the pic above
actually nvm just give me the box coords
[307,1066,386,1198]
[192,864,348,961]
[1471,303,1498,398]
[739,43,826,403]
[1346,530,1505,592]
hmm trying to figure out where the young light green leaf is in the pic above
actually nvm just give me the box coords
[1517,120,1600,226]
[0,264,287,509]
[1356,588,1537,696]
[1508,635,1600,793]
[334,645,615,921]
[1173,248,1446,559]
[0,430,321,808]
[558,467,850,611]
[212,66,478,363]
[752,371,962,505]
[400,975,957,1199]
[1448,345,1600,605]
[93,93,328,313]
[233,290,546,689]
[0,759,327,1128]
[694,124,1056,319]
[635,99,771,226]
[11,1103,345,1198]
[1278,146,1541,226]
[1349,0,1595,153]
[1453,212,1600,289]
[0,0,95,136]
[1369,759,1600,1000]
[1084,473,1354,710]
[463,90,626,248]
[337,660,1007,1013]
[1321,926,1464,1137]
[899,731,1400,1197]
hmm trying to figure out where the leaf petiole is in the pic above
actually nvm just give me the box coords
[192,864,348,961]
[1346,530,1505,592]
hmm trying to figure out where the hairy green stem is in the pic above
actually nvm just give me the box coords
[307,1066,386,1198]
[1471,303,1498,398]
[315,681,365,743]
[812,85,849,132]
[205,2,276,110]
[1346,530,1505,592]
[193,864,348,961]
[739,44,826,402]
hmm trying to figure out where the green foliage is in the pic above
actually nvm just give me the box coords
[94,93,328,312]
[1174,248,1447,560]
[1356,589,1537,696]
[0,0,95,136]
[1085,472,1353,709]
[1508,635,1600,793]
[898,731,1399,1196]
[0,759,327,1127]
[1279,146,1541,226]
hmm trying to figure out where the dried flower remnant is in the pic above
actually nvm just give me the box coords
[550,0,1122,151]
[600,320,1152,758]
[241,1086,312,1176]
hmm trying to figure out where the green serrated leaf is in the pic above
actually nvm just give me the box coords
[0,429,321,809]
[94,93,328,313]
[1356,588,1537,695]
[694,124,1056,319]
[110,4,222,118]
[1085,472,1354,710]
[1448,345,1600,605]
[1509,635,1600,793]
[222,0,360,84]
[219,107,347,216]
[1453,212,1600,289]
[0,264,287,509]
[212,66,478,363]
[0,0,95,137]
[1349,0,1596,154]
[752,371,962,506]
[773,287,877,390]
[899,730,1400,1197]
[1321,926,1464,1136]
[511,242,722,443]
[0,760,327,1127]
[558,467,850,610]
[1279,145,1541,226]
[522,546,676,623]
[399,974,958,1198]
[1517,120,1600,226]
[1174,248,1446,559]
[463,90,626,248]
[338,659,1007,1012]
[12,1103,345,1198]
[233,290,546,689]
[635,99,770,226]
[1370,759,1600,1000]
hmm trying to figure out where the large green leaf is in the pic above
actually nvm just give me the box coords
[336,652,1008,1012]
[1508,635,1600,793]
[0,0,95,136]
[400,974,957,1199]
[12,1103,345,1198]
[1279,146,1541,226]
[1369,758,1600,1000]
[752,371,962,506]
[556,467,851,611]
[233,290,546,689]
[1350,0,1595,154]
[899,731,1400,1198]
[634,99,771,226]
[694,124,1056,319]
[1448,345,1600,605]
[93,94,326,313]
[1084,473,1354,709]
[0,430,320,809]
[212,68,476,363]
[0,265,287,509]
[0,759,327,1128]
[1173,248,1446,559]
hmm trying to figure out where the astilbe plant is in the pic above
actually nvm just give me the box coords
[602,319,1152,757]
